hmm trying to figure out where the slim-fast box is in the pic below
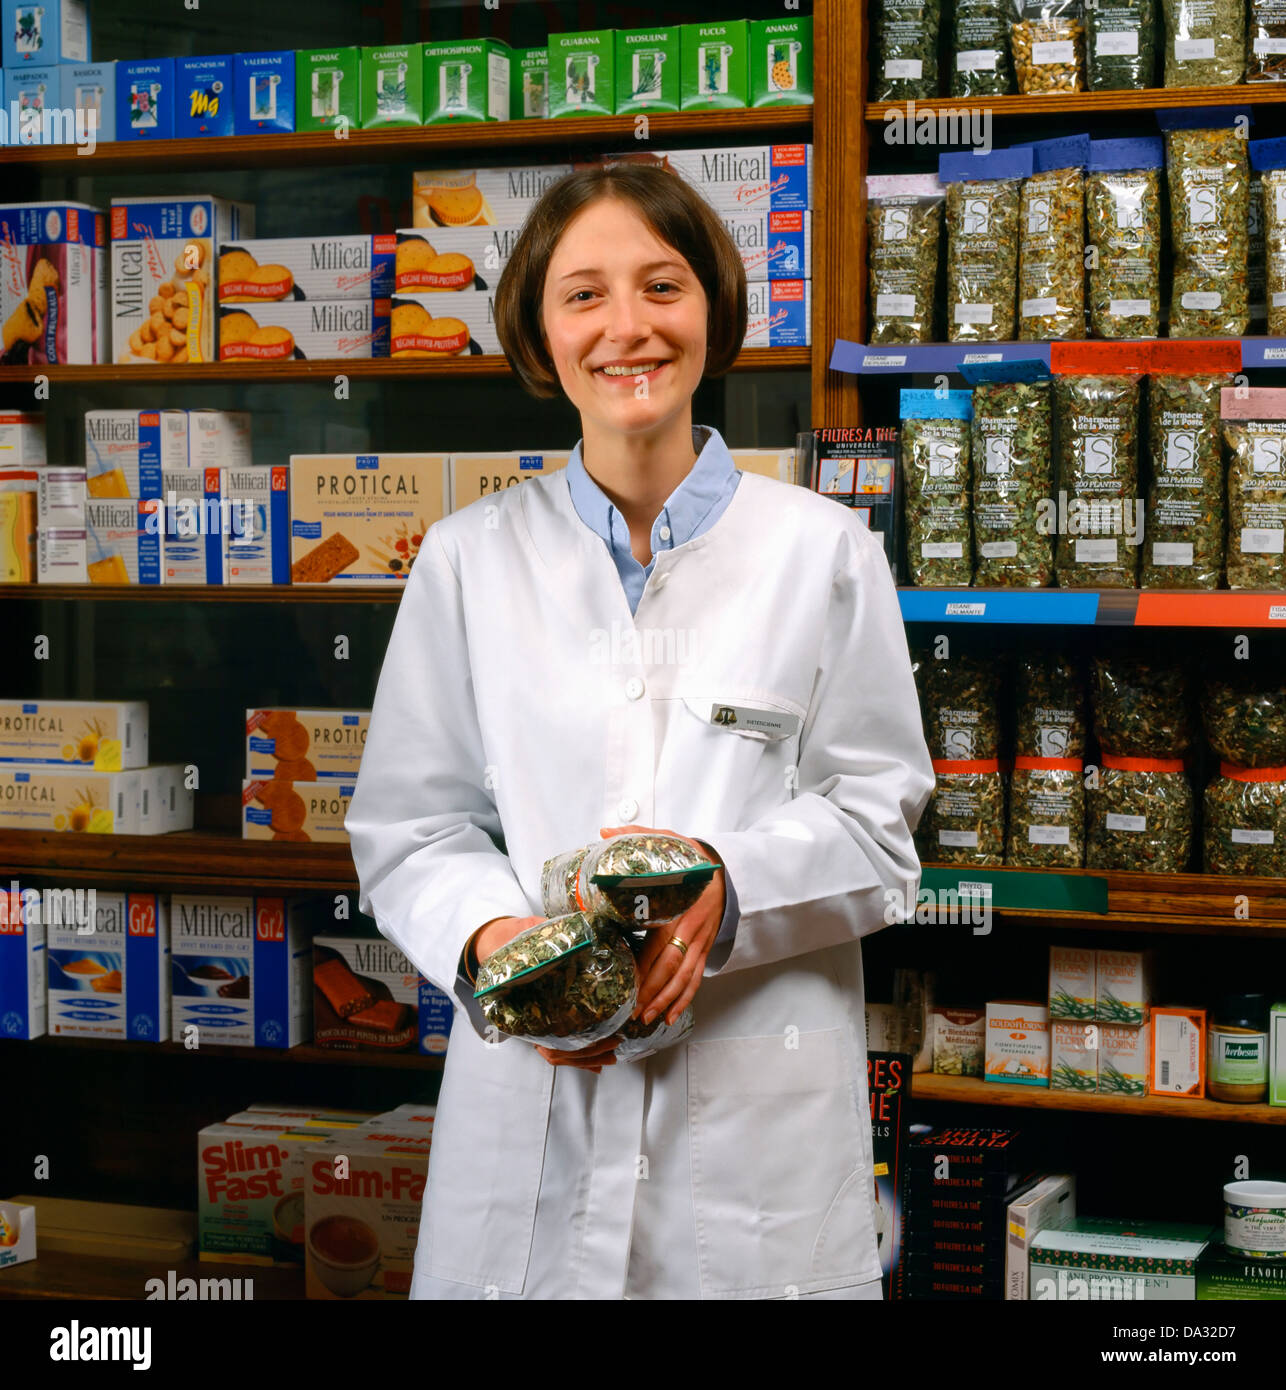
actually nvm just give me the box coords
[0,765,141,833]
[244,708,369,781]
[218,236,394,303]
[0,200,107,364]
[0,699,148,769]
[0,883,45,1038]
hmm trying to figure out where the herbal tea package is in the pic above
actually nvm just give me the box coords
[1165,125,1249,338]
[900,388,974,587]
[941,146,1033,343]
[1250,139,1286,335]
[1249,0,1286,80]
[1201,666,1286,767]
[1016,134,1089,342]
[1006,760,1086,867]
[1053,374,1142,589]
[1088,758,1194,872]
[1092,648,1194,757]
[614,1002,696,1062]
[1010,0,1088,92]
[1014,650,1086,758]
[1161,0,1245,84]
[918,651,1003,760]
[1204,767,1286,877]
[865,174,944,346]
[541,833,717,928]
[951,0,1018,95]
[1085,137,1163,339]
[970,378,1055,586]
[919,766,1007,865]
[1250,172,1268,331]
[1223,419,1286,589]
[1142,373,1231,590]
[1086,0,1157,88]
[872,0,942,100]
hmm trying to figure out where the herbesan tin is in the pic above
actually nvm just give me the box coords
[0,698,148,768]
[0,884,45,1038]
[1224,1181,1286,1259]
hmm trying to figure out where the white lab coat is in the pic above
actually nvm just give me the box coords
[346,462,934,1300]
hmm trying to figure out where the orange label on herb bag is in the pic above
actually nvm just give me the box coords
[1218,762,1286,782]
[1101,754,1185,773]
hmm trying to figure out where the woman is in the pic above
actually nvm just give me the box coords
[346,164,934,1300]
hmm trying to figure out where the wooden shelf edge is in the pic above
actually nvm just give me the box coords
[0,583,403,603]
[1,1034,443,1069]
[866,84,1286,120]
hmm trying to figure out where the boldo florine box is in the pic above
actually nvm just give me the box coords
[422,38,509,123]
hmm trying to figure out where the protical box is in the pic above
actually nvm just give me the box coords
[116,58,175,140]
[511,46,548,119]
[245,709,369,781]
[242,779,353,843]
[3,0,89,66]
[0,698,147,768]
[750,17,813,107]
[744,279,810,347]
[985,1001,1050,1086]
[218,235,394,303]
[449,450,570,512]
[139,764,194,834]
[1029,1219,1212,1300]
[548,30,616,117]
[0,884,45,1038]
[85,409,189,499]
[46,890,170,1041]
[602,145,813,212]
[295,47,360,134]
[393,226,515,293]
[170,894,313,1048]
[727,447,798,485]
[422,38,509,123]
[0,412,44,466]
[85,499,160,584]
[680,20,748,110]
[615,28,680,114]
[0,765,141,833]
[720,210,811,282]
[412,163,573,228]
[0,491,34,580]
[0,200,107,363]
[235,51,295,135]
[111,195,254,365]
[361,45,423,129]
[388,290,498,357]
[218,299,388,361]
[189,410,252,471]
[175,55,233,138]
[223,465,289,585]
[60,62,114,143]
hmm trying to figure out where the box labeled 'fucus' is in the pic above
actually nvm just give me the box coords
[680,20,748,110]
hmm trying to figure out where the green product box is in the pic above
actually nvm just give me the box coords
[615,28,680,114]
[511,47,549,120]
[548,30,615,117]
[680,20,748,111]
[749,17,813,107]
[361,45,423,128]
[1197,1242,1286,1300]
[295,48,361,133]
[423,39,510,124]
[1272,1001,1286,1106]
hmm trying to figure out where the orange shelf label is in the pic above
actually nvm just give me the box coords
[1135,593,1286,627]
[1051,340,1241,374]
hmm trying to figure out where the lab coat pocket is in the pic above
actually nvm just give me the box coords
[687,1027,878,1299]
[679,691,804,743]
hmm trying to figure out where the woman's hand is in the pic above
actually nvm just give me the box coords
[472,915,543,965]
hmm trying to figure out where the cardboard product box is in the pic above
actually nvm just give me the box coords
[615,28,680,113]
[393,224,521,294]
[218,235,394,304]
[85,409,189,499]
[361,45,423,129]
[175,55,233,138]
[0,490,34,580]
[85,498,160,584]
[1099,1025,1150,1096]
[242,778,353,843]
[0,1201,35,1267]
[744,279,810,347]
[1050,1020,1096,1091]
[511,46,548,119]
[412,163,573,228]
[1096,948,1152,1025]
[37,529,84,583]
[931,1005,985,1077]
[218,298,387,362]
[170,894,313,1049]
[1151,1006,1206,1098]
[601,144,813,212]
[549,30,615,117]
[0,200,106,363]
[0,412,44,466]
[0,765,141,833]
[422,39,509,123]
[111,195,254,365]
[139,764,194,834]
[1005,1175,1076,1301]
[46,889,170,1040]
[0,698,148,769]
[0,883,45,1037]
[719,210,811,282]
[223,464,289,585]
[680,20,748,110]
[1029,1219,1213,1301]
[449,450,569,512]
[241,1103,376,1122]
[116,58,175,140]
[1272,1001,1286,1106]
[727,447,798,485]
[189,410,252,471]
[750,16,813,107]
[61,61,114,144]
[6,64,66,143]
[1197,1242,1286,1300]
[388,290,498,357]
[985,1001,1050,1086]
[295,47,360,134]
[157,466,222,584]
[235,51,295,135]
[3,0,89,66]
[245,708,369,782]
[1048,944,1096,1022]
[37,465,84,528]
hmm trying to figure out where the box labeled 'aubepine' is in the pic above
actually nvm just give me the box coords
[0,698,148,768]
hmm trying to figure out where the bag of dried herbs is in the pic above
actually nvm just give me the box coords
[1014,650,1087,758]
[873,0,942,100]
[474,912,639,1050]
[541,833,717,928]
[1142,373,1230,590]
[942,146,1032,343]
[919,650,1003,759]
[1250,139,1286,335]
[1202,666,1286,766]
[1161,0,1245,84]
[1223,419,1286,589]
[971,378,1055,586]
[919,763,1008,865]
[901,388,974,586]
[1166,125,1250,339]
[1248,0,1286,81]
[1006,758,1086,867]
[1017,134,1089,342]
[1085,137,1163,339]
[1249,172,1268,332]
[614,1002,696,1063]
[1011,0,1088,91]
[1087,756,1194,872]
[952,0,1018,94]
[1054,374,1142,589]
[1092,648,1194,756]
[1087,0,1157,87]
[1203,765,1286,877]
[866,174,944,346]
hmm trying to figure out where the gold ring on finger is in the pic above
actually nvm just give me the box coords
[668,935,688,956]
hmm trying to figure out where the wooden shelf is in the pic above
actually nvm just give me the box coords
[1,583,401,603]
[0,1247,304,1301]
[915,1073,1285,1123]
[2,1033,442,1070]
[866,83,1286,121]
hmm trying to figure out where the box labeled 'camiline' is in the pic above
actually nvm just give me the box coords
[361,44,423,129]
[0,884,45,1038]
[223,465,289,584]
[295,47,360,134]
[0,698,148,769]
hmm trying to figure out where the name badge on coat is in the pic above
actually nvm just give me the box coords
[709,702,802,737]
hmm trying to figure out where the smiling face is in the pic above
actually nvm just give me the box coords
[540,196,708,444]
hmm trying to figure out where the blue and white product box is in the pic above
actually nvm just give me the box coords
[3,0,90,67]
[235,50,295,134]
[223,464,289,585]
[156,466,225,585]
[189,410,252,471]
[46,890,171,1041]
[85,409,188,500]
[85,499,161,584]
[176,54,233,138]
[603,143,813,212]
[138,765,194,834]
[418,977,453,1054]
[719,210,811,281]
[116,58,175,141]
[61,61,114,147]
[744,278,810,347]
[4,63,61,144]
[0,883,45,1038]
[170,894,314,1049]
[0,1201,35,1268]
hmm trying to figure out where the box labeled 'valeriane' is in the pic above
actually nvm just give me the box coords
[0,698,147,768]
[234,51,294,135]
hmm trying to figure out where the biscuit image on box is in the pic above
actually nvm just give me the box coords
[219,249,299,303]
[312,942,418,1051]
[394,235,479,292]
[292,532,360,584]
[389,301,474,358]
[419,183,486,227]
[218,309,298,360]
[2,256,61,365]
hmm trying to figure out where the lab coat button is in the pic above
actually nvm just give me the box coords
[658,525,672,541]
[653,572,668,589]
[625,677,645,700]
[618,798,639,821]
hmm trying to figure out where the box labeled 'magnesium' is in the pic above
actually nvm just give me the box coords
[176,55,233,138]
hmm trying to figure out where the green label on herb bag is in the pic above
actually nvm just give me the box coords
[295,48,361,132]
[511,47,549,119]
[750,17,813,106]
[360,45,424,128]
[615,28,681,113]
[681,21,749,110]
[548,31,617,116]
[423,39,510,123]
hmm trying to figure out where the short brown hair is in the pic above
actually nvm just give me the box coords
[495,162,747,398]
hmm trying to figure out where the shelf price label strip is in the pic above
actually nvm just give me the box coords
[920,866,1109,914]
[898,590,1101,624]
[832,339,1252,376]
[1134,594,1286,627]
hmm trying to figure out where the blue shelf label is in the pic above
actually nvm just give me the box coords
[899,590,1102,625]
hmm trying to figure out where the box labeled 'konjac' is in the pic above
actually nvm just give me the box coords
[295,48,360,134]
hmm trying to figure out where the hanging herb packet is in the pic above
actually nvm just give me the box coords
[1166,126,1250,338]
[873,0,943,100]
[941,147,1032,343]
[1087,759,1194,872]
[1224,420,1286,589]
[920,652,1002,759]
[971,378,1055,586]
[1014,650,1086,758]
[614,1004,696,1063]
[1006,761,1086,867]
[1092,650,1194,756]
[1142,374,1230,590]
[1250,140,1286,335]
[901,389,974,587]
[866,174,945,346]
[1087,0,1157,87]
[1018,135,1089,342]
[1162,0,1245,84]
[542,833,717,928]
[920,766,1007,865]
[952,0,1018,94]
[1011,0,1088,91]
[1202,668,1286,766]
[1085,138,1163,339]
[1204,767,1286,877]
[1054,374,1142,589]
[1248,0,1286,80]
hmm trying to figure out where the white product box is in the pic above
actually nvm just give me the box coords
[1096,949,1152,1025]
[719,210,811,280]
[37,465,86,528]
[0,883,45,1038]
[85,498,160,583]
[931,1005,985,1077]
[218,298,388,361]
[1005,1175,1076,1301]
[0,200,107,363]
[985,1001,1050,1086]
[601,143,813,211]
[393,224,518,293]
[223,464,289,584]
[46,889,170,1041]
[1098,1023,1150,1097]
[448,450,569,512]
[170,894,314,1049]
[388,290,499,356]
[84,409,189,499]
[728,447,798,485]
[1271,1002,1285,1107]
[158,466,224,584]
[242,778,353,843]
[744,278,810,346]
[1048,945,1096,1022]
[189,410,252,471]
[244,708,368,781]
[139,764,194,834]
[0,412,45,466]
[0,698,148,768]
[1050,1020,1097,1091]
[217,235,395,302]
[37,529,86,583]
[412,163,574,227]
[0,1201,36,1268]
[0,764,140,833]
